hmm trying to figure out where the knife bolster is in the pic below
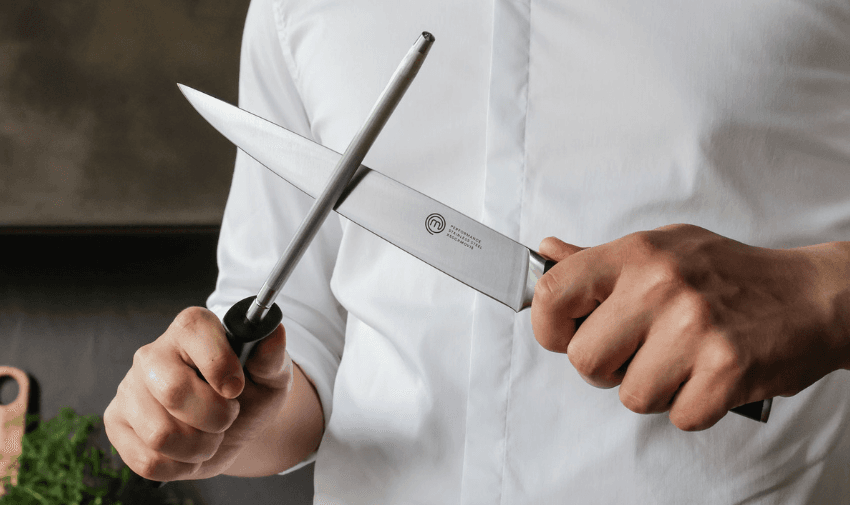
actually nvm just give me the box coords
[520,250,550,310]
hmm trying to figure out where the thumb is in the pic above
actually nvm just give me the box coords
[243,324,292,390]
[539,236,585,262]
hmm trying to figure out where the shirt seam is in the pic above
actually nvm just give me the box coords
[272,0,315,133]
[499,0,532,503]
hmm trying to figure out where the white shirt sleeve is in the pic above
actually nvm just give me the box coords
[205,0,346,473]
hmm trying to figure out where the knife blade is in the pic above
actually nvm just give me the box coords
[178,84,772,423]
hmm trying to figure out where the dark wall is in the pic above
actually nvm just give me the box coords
[0,1,250,226]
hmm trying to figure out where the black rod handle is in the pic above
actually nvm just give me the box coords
[222,296,284,367]
[542,260,771,423]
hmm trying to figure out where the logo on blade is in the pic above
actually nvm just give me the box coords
[426,213,446,235]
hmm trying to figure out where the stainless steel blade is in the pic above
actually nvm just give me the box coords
[178,84,544,311]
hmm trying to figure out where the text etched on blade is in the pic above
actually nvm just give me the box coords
[446,224,482,250]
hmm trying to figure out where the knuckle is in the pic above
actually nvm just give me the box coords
[115,375,131,399]
[173,306,217,333]
[144,423,176,452]
[533,271,560,309]
[568,346,604,379]
[209,406,238,434]
[619,388,654,415]
[205,431,226,454]
[669,391,726,432]
[579,373,621,390]
[716,344,742,372]
[182,432,225,464]
[670,411,712,432]
[699,335,744,379]
[133,344,151,369]
[132,450,202,481]
[103,398,122,427]
[103,401,115,424]
[568,349,591,375]
[718,350,743,376]
[132,451,167,480]
[644,255,682,291]
[534,330,564,353]
[158,381,191,411]
[531,278,568,353]
[626,231,677,270]
[626,231,659,259]
[674,290,713,332]
[102,405,119,439]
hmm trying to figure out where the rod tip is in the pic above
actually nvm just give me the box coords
[416,31,435,55]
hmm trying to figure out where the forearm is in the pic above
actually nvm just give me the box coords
[223,362,324,477]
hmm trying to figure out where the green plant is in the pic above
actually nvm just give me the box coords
[0,407,130,505]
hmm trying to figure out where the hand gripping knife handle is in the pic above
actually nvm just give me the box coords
[541,260,772,423]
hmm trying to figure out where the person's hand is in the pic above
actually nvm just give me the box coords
[531,224,850,431]
[104,307,293,481]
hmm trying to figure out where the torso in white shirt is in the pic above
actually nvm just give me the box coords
[211,1,850,503]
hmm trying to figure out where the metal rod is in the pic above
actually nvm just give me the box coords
[246,32,435,323]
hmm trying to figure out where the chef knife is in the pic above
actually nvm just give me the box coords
[178,85,773,424]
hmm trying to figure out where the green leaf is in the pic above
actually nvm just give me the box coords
[0,407,132,505]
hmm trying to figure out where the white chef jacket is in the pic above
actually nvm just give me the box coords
[206,0,850,503]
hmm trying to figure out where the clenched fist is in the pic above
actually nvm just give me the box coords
[104,307,301,481]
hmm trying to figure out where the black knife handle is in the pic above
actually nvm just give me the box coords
[141,296,284,489]
[542,260,771,423]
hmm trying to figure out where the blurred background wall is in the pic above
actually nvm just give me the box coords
[0,2,315,503]
[1,0,246,227]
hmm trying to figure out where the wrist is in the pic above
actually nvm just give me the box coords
[795,241,850,370]
[222,362,323,477]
